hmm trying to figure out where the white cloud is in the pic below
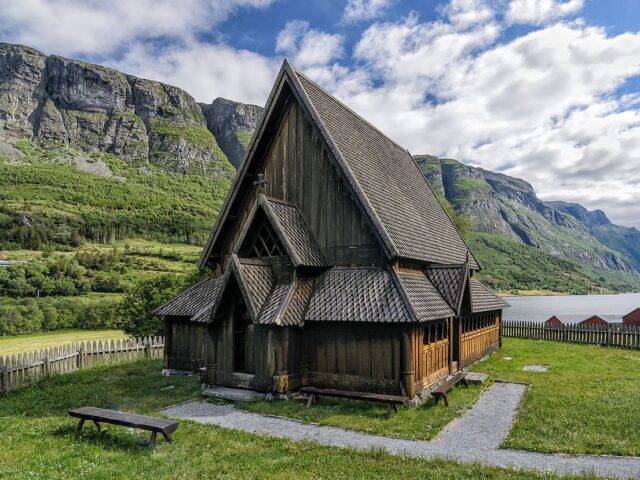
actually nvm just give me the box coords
[315,13,640,227]
[113,41,278,105]
[0,0,274,57]
[276,21,344,69]
[506,0,584,25]
[342,0,396,23]
[0,0,278,105]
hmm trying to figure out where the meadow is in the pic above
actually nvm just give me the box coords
[0,356,598,480]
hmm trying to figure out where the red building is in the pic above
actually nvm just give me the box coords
[623,308,640,326]
[545,316,563,326]
[578,315,609,327]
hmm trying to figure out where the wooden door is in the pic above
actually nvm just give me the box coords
[233,305,255,374]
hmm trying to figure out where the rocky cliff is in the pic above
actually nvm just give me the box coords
[418,155,634,272]
[200,97,262,168]
[0,43,261,177]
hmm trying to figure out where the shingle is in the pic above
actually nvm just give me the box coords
[257,283,292,325]
[395,270,455,322]
[238,262,275,315]
[266,198,326,267]
[305,267,411,323]
[153,276,223,318]
[470,278,510,313]
[295,70,479,269]
[256,277,314,327]
[424,266,466,312]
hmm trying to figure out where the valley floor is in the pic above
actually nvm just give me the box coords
[0,329,126,356]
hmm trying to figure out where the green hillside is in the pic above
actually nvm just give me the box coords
[0,143,230,250]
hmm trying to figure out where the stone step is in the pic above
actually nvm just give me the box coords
[202,386,265,402]
[465,372,489,384]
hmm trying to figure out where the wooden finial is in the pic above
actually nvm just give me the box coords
[253,173,268,194]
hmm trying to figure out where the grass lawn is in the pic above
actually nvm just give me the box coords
[0,358,595,480]
[0,329,127,356]
[240,383,485,441]
[473,338,640,456]
[241,338,640,457]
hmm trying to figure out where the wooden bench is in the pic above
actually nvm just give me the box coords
[300,387,407,417]
[431,372,469,407]
[69,407,179,446]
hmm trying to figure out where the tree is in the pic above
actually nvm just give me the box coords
[118,275,184,337]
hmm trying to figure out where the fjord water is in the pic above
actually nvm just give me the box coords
[503,293,640,323]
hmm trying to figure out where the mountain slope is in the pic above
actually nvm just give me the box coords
[0,43,260,177]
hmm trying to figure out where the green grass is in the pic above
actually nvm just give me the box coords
[0,358,595,479]
[0,152,231,249]
[472,338,640,456]
[242,338,640,457]
[240,384,485,441]
[0,329,127,356]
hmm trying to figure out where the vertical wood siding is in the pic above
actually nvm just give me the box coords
[225,101,381,265]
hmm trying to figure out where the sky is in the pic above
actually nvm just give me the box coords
[1,0,639,228]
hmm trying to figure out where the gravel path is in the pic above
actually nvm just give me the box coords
[165,383,640,479]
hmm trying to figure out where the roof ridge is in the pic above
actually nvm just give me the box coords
[292,68,411,155]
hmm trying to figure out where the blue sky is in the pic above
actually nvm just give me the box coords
[1,0,639,228]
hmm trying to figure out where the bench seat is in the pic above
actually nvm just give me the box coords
[299,387,407,417]
[69,406,179,446]
[431,372,469,406]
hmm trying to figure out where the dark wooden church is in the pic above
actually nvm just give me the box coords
[155,60,508,399]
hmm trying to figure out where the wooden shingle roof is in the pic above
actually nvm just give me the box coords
[424,265,468,315]
[305,267,411,323]
[393,269,455,322]
[469,278,510,313]
[292,69,479,269]
[263,197,326,267]
[153,276,223,321]
[198,60,479,270]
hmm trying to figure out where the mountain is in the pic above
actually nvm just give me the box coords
[417,155,640,292]
[200,98,263,168]
[0,43,262,176]
[0,43,638,294]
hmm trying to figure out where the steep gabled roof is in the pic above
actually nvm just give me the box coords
[209,255,275,323]
[469,278,510,313]
[293,70,479,269]
[235,195,325,268]
[153,276,223,320]
[198,60,479,270]
[424,265,468,316]
[393,269,455,322]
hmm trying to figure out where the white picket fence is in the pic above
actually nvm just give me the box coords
[0,336,164,393]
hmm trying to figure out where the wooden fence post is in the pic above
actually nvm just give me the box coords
[1,357,7,393]
[44,354,50,377]
[144,339,151,358]
[78,344,85,369]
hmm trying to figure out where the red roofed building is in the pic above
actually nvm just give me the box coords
[545,316,563,326]
[623,308,640,326]
[578,315,609,327]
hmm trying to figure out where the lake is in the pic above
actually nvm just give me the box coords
[503,293,640,323]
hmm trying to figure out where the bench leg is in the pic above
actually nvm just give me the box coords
[463,378,469,388]
[93,420,102,433]
[434,395,440,406]
[149,431,157,447]
[393,404,399,413]
[75,418,85,436]
[306,395,314,408]
[443,394,449,407]
[162,431,173,443]
[386,404,392,418]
